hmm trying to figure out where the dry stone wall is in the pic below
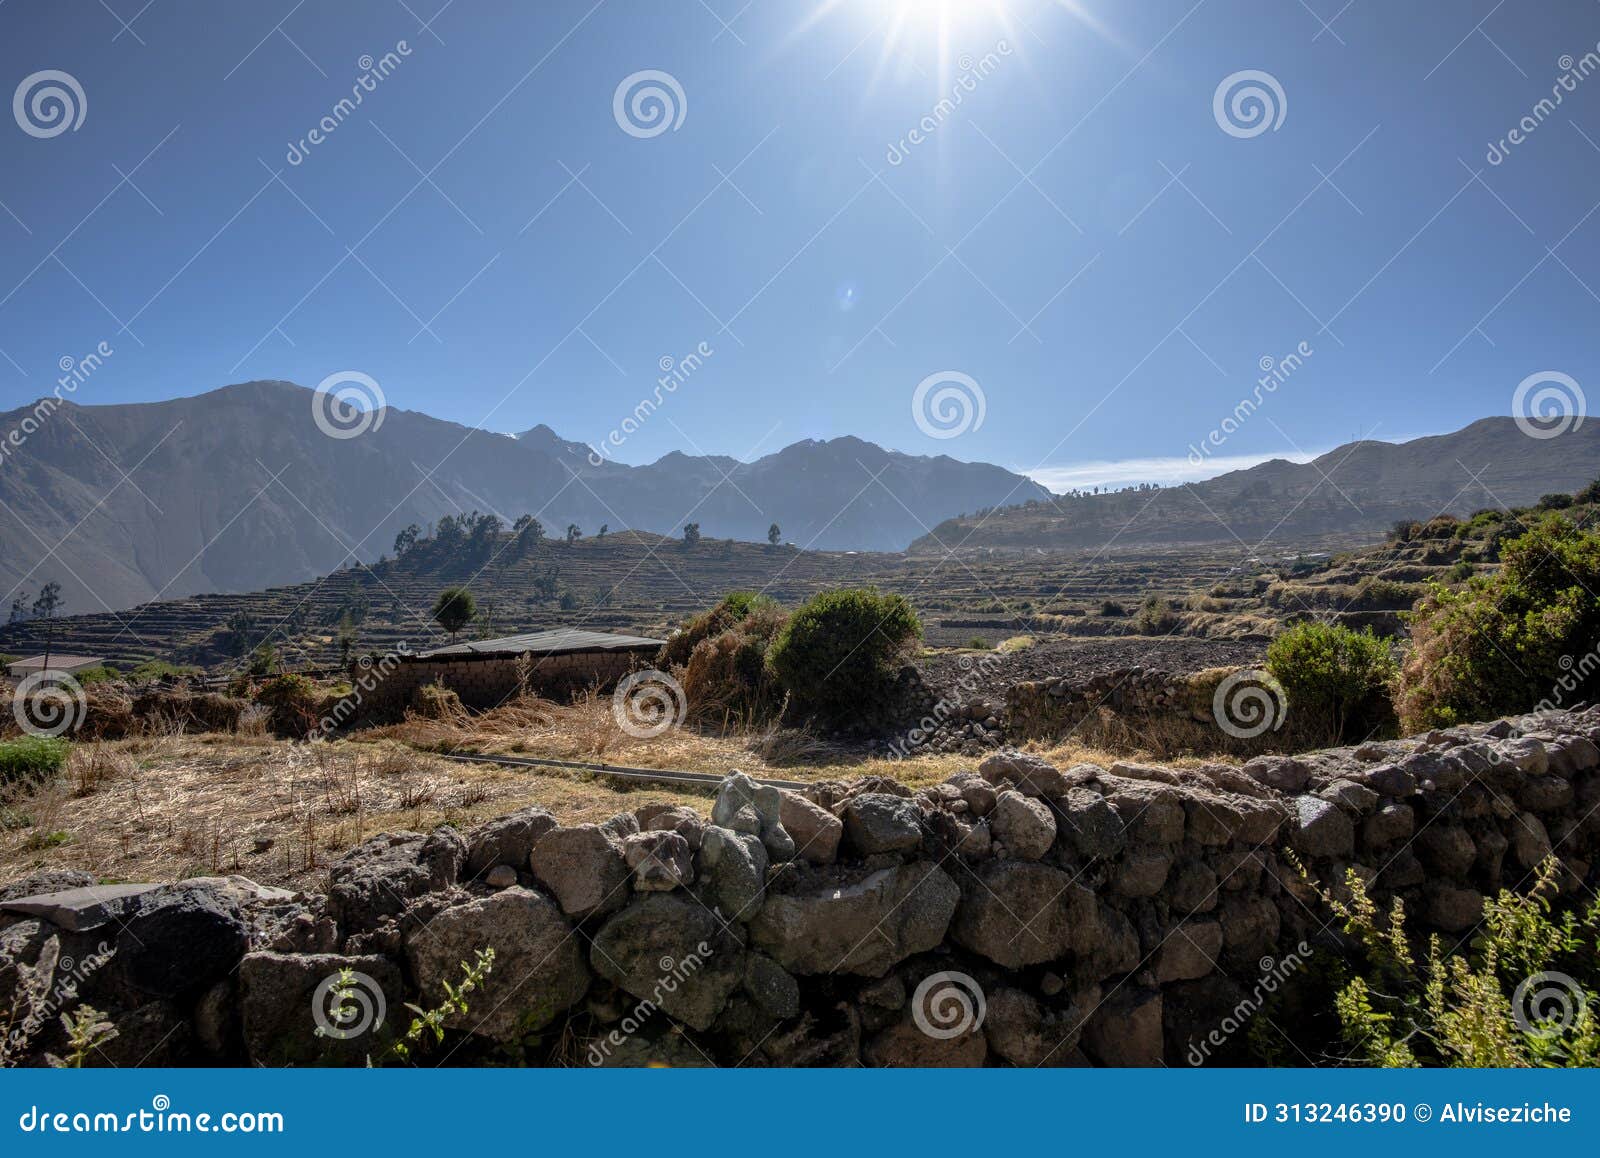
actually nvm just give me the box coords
[4,707,1599,1067]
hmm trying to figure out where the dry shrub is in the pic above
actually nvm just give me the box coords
[680,605,787,727]
[410,681,467,722]
[658,591,779,669]
[68,743,135,797]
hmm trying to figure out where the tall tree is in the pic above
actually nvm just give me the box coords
[767,523,781,549]
[32,581,62,670]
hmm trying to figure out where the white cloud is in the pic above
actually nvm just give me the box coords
[1025,448,1329,493]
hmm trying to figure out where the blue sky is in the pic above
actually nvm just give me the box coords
[1,0,1597,488]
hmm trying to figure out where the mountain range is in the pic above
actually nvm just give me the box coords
[0,380,1049,612]
[910,418,1600,553]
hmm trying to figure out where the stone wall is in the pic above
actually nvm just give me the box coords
[1005,665,1283,756]
[3,707,1598,1067]
[361,649,648,712]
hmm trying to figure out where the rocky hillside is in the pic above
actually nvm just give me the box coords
[2,706,1594,1067]
[0,380,1050,611]
[912,418,1600,553]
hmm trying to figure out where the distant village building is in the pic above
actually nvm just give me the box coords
[6,654,103,680]
[367,628,664,711]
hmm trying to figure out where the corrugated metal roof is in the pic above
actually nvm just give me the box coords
[7,655,105,674]
[417,628,664,659]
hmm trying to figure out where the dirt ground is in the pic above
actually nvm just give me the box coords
[0,696,1170,894]
[919,635,1268,701]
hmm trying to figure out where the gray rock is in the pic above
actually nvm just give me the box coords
[1056,787,1125,858]
[984,986,1090,1067]
[1519,776,1574,812]
[1288,796,1354,859]
[1512,811,1552,870]
[750,862,958,976]
[742,952,800,1020]
[694,825,768,921]
[842,793,924,856]
[1083,988,1163,1066]
[407,887,589,1042]
[1167,860,1220,915]
[1497,736,1549,775]
[979,750,1075,798]
[951,860,1092,968]
[777,789,843,864]
[484,865,517,889]
[946,770,998,816]
[529,825,631,920]
[590,893,744,1031]
[990,790,1056,861]
[1104,782,1187,845]
[1115,849,1172,898]
[1418,825,1475,876]
[114,881,250,998]
[328,827,466,934]
[1241,755,1309,792]
[1156,919,1223,982]
[464,807,558,877]
[1319,779,1380,814]
[864,1013,987,1067]
[1362,803,1415,849]
[239,951,402,1066]
[638,805,706,851]
[0,883,158,931]
[0,869,97,904]
[1425,883,1484,932]
[623,830,694,891]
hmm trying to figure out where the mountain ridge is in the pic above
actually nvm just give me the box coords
[0,380,1050,612]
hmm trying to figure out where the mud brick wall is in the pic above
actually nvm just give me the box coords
[363,649,648,711]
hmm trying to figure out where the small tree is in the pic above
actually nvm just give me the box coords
[514,515,543,554]
[683,523,702,546]
[9,591,29,624]
[336,613,357,667]
[767,523,781,549]
[1266,621,1397,744]
[432,587,477,640]
[393,524,421,556]
[565,524,581,546]
[597,524,608,539]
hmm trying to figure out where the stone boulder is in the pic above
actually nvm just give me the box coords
[693,825,768,921]
[589,893,745,1031]
[623,830,694,891]
[990,790,1056,861]
[406,887,589,1042]
[984,986,1091,1067]
[712,771,794,862]
[529,825,631,920]
[464,807,558,877]
[778,789,843,864]
[951,861,1093,968]
[863,1014,987,1067]
[979,750,1074,798]
[113,881,250,999]
[1288,796,1354,859]
[239,951,402,1066]
[1083,988,1164,1066]
[328,828,466,934]
[841,793,925,856]
[749,862,958,976]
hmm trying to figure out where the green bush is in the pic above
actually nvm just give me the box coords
[766,587,921,727]
[1132,595,1178,634]
[1398,514,1600,731]
[1538,492,1575,510]
[1266,621,1397,744]
[0,736,70,787]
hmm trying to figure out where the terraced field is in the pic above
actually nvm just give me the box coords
[0,526,1385,674]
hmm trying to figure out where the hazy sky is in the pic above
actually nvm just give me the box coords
[2,0,1597,489]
